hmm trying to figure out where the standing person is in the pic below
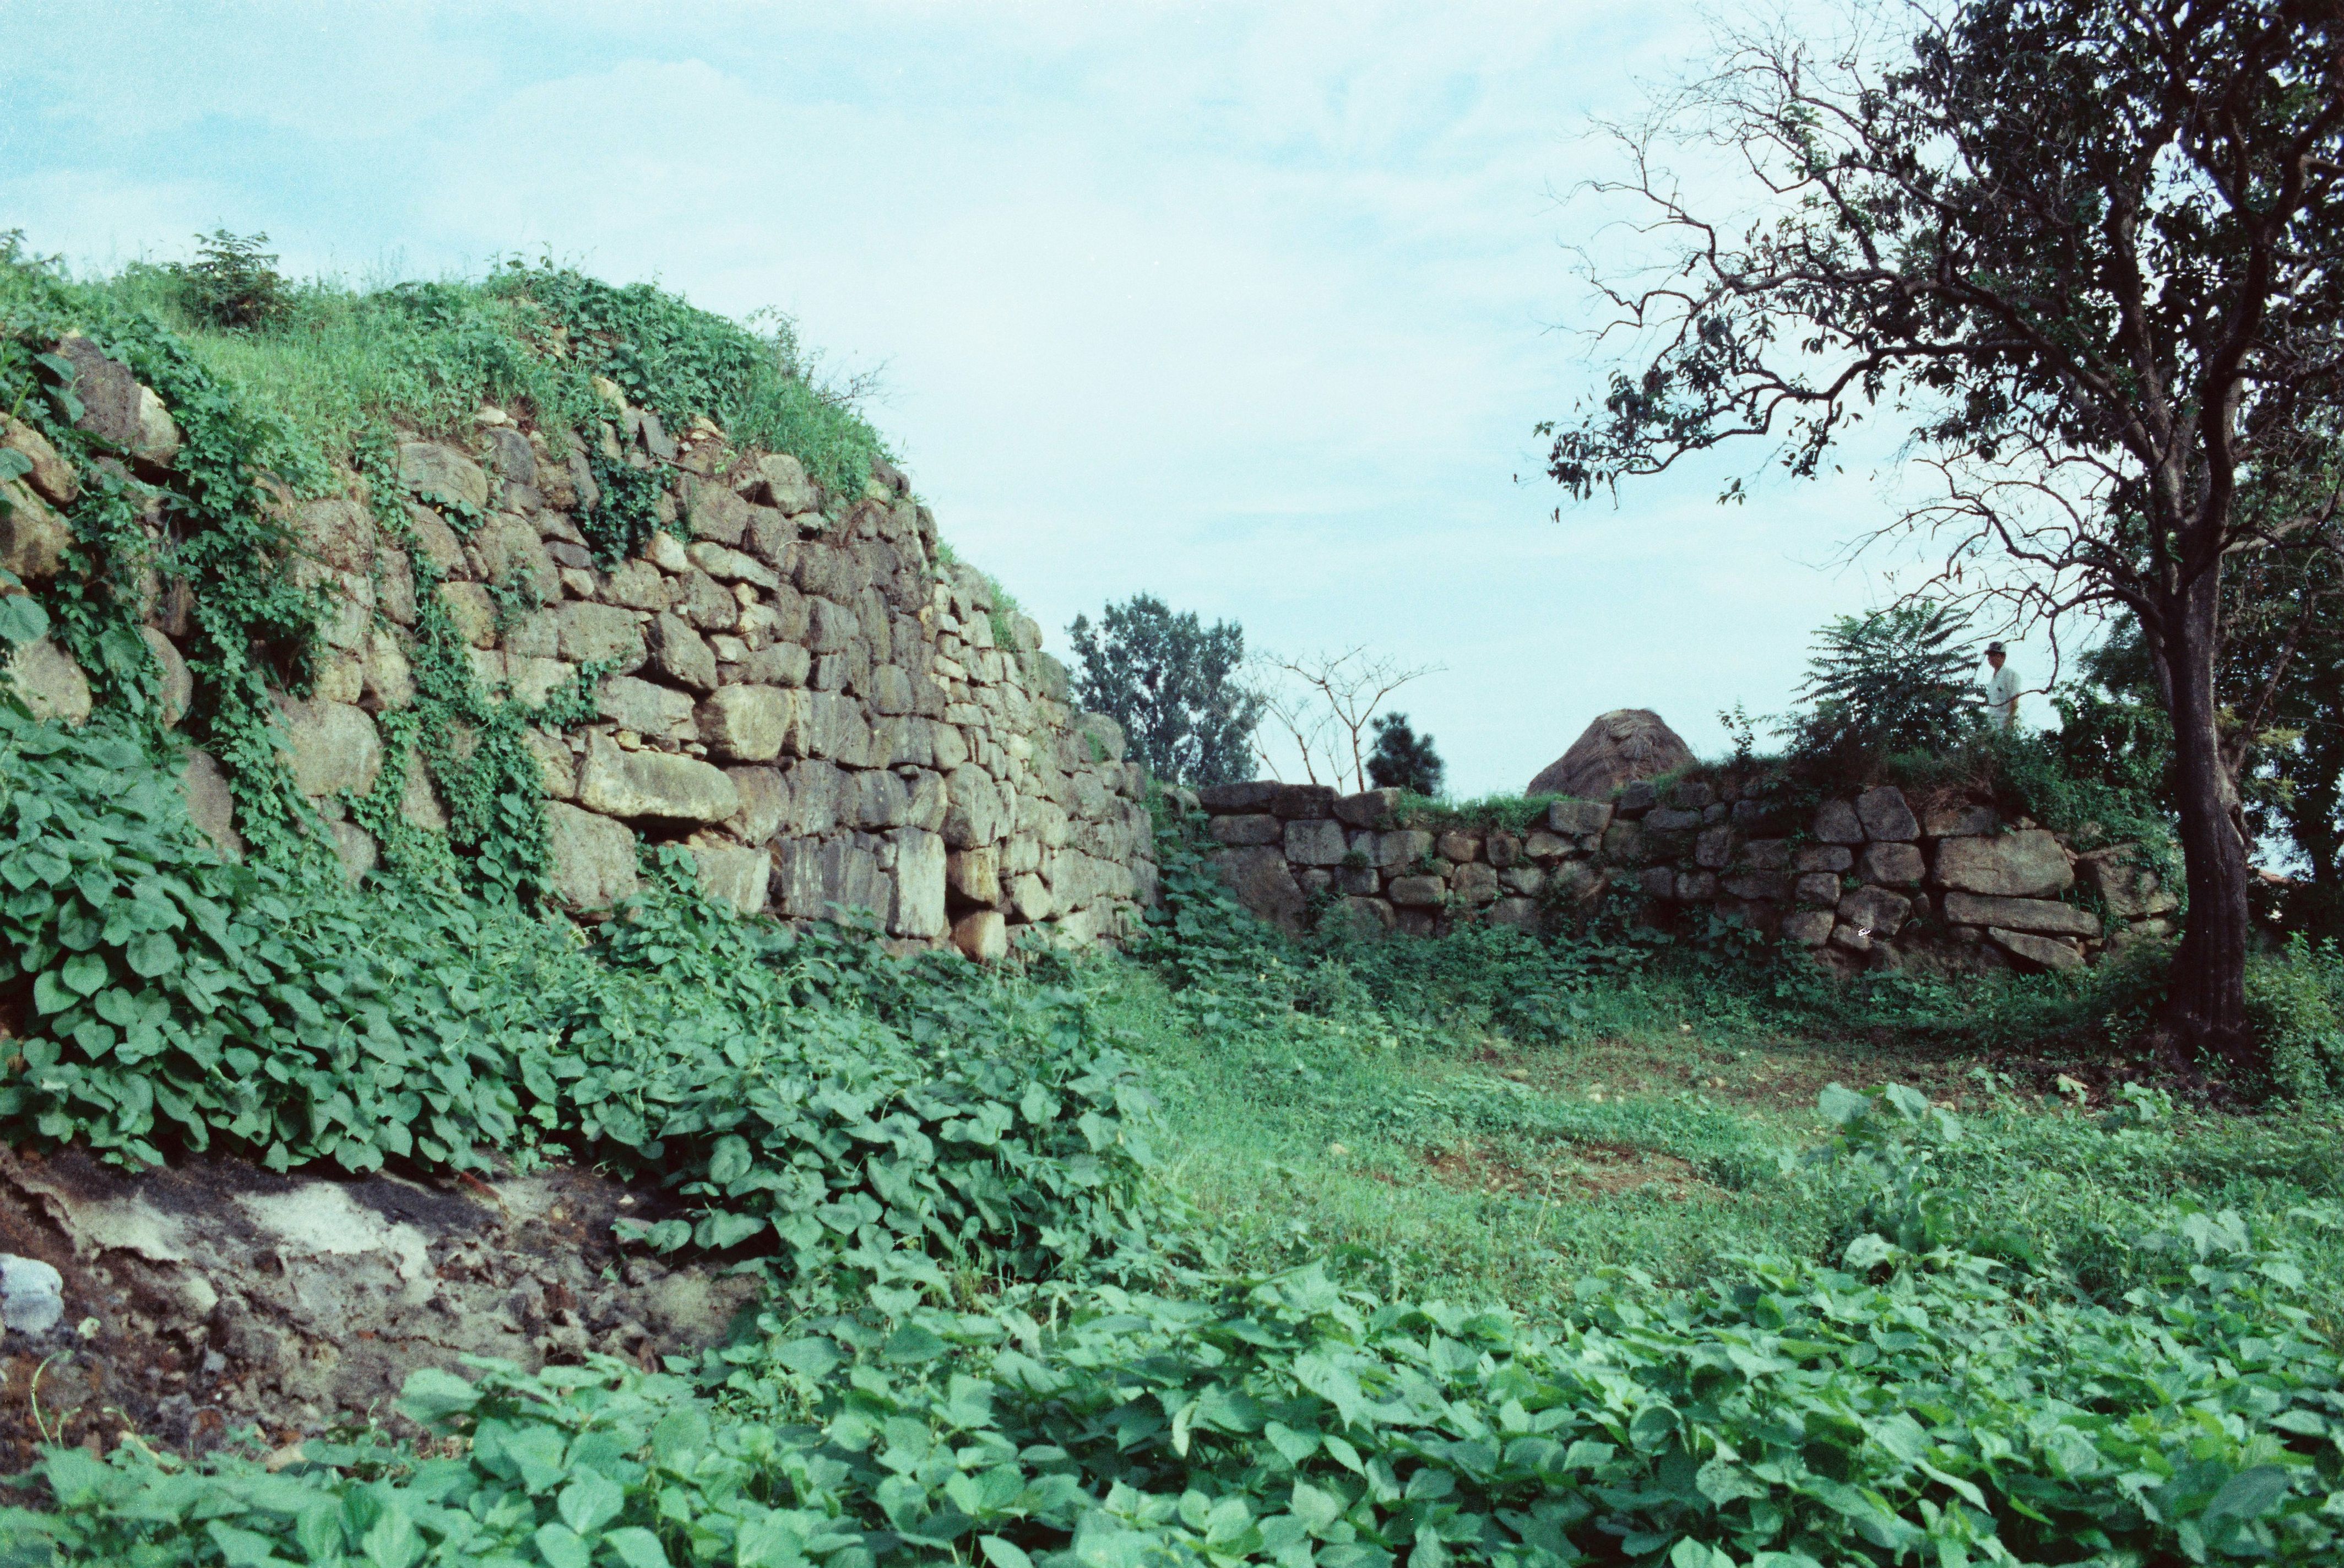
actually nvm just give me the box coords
[1984,641,2021,731]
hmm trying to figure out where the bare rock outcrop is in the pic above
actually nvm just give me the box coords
[1527,709,1694,799]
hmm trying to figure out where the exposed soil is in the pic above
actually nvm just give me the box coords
[1420,1137,1719,1203]
[0,1148,759,1471]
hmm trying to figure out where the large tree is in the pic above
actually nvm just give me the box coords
[1545,0,2343,1073]
[1066,595,1263,787]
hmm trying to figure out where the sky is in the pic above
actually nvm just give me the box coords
[0,0,1990,794]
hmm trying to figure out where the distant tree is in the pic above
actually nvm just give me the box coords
[1066,595,1262,786]
[166,230,289,331]
[1542,1,2344,1072]
[1784,604,1982,766]
[1366,713,1445,796]
[1251,647,1441,793]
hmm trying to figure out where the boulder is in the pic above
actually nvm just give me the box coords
[1334,788,1399,829]
[577,734,738,823]
[1794,872,1842,906]
[139,628,192,726]
[2079,847,2179,919]
[698,685,790,761]
[1934,829,2073,898]
[1836,886,1914,938]
[947,847,1002,905]
[1722,870,1792,903]
[748,453,819,515]
[273,697,381,796]
[1211,846,1304,927]
[597,676,696,743]
[1941,892,2099,937]
[1781,909,1835,947]
[952,909,1010,963]
[1855,786,1920,841]
[6,636,91,724]
[889,827,948,938]
[1197,780,1280,813]
[1285,818,1347,866]
[53,335,179,470]
[1793,844,1852,873]
[1546,798,1613,837]
[0,479,73,581]
[397,441,489,511]
[436,582,498,649]
[1210,813,1282,847]
[1923,802,1999,838]
[2,415,77,506]
[1857,842,1926,886]
[555,602,649,670]
[690,842,770,915]
[1813,799,1866,844]
[327,821,378,883]
[1452,863,1501,908]
[545,802,639,912]
[179,750,243,859]
[1988,926,2084,972]
[1525,709,1694,799]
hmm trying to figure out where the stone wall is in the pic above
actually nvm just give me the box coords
[3,339,1155,957]
[1191,775,2177,974]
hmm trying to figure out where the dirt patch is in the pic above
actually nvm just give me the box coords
[1472,1037,1985,1116]
[0,1148,758,1469]
[1420,1138,1718,1202]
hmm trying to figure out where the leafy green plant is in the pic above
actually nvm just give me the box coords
[1364,712,1442,796]
[1783,603,1982,768]
[161,231,290,332]
[1067,595,1262,787]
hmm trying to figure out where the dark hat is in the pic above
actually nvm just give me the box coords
[1985,641,2007,655]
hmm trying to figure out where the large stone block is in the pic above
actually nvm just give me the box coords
[780,758,849,837]
[398,441,489,511]
[1546,798,1613,836]
[1857,842,1925,886]
[1334,788,1399,829]
[1209,813,1281,847]
[1721,870,1791,903]
[54,335,179,470]
[1855,786,1920,841]
[748,452,819,515]
[1794,872,1842,907]
[1642,806,1703,834]
[1008,871,1054,922]
[943,764,1012,848]
[1600,820,1645,863]
[179,750,243,859]
[948,846,1002,905]
[2,415,76,506]
[1694,825,1735,869]
[0,479,73,582]
[471,513,558,603]
[1781,908,1834,947]
[1814,799,1865,844]
[1359,828,1433,869]
[1933,829,2072,898]
[1197,780,1280,813]
[854,769,911,829]
[1212,845,1305,927]
[551,602,645,671]
[577,734,738,823]
[5,636,91,724]
[1989,926,2084,971]
[1923,802,1999,838]
[598,675,697,742]
[545,802,639,912]
[889,827,948,938]
[691,842,770,915]
[725,766,789,844]
[2079,847,2178,919]
[1388,875,1445,908]
[1273,783,1337,820]
[1285,818,1348,866]
[1942,891,2099,936]
[1526,709,1692,799]
[688,539,778,589]
[953,909,1010,962]
[274,697,381,796]
[1836,886,1913,938]
[645,612,718,694]
[699,684,790,761]
[1793,843,1852,872]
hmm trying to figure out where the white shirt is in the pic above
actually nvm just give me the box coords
[1987,663,2021,729]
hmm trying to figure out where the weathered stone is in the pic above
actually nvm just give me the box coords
[555,602,649,671]
[2079,848,2178,919]
[1640,865,1677,900]
[1334,788,1399,829]
[397,441,489,511]
[740,643,813,688]
[53,336,178,470]
[1989,926,2084,971]
[525,730,576,799]
[180,750,242,859]
[953,909,1010,962]
[1933,829,2072,898]
[889,828,948,938]
[724,767,788,844]
[1782,908,1835,947]
[1213,846,1305,927]
[1830,923,1873,954]
[1794,872,1842,905]
[1858,842,1926,886]
[327,821,377,883]
[1694,825,1736,869]
[674,569,739,633]
[274,697,381,796]
[947,846,1002,905]
[2,415,75,506]
[696,684,790,761]
[1075,712,1127,764]
[1197,780,1280,812]
[399,764,449,833]
[1923,802,1999,838]
[748,452,820,514]
[0,479,73,582]
[1452,862,1500,908]
[1793,843,1852,873]
[1601,820,1645,863]
[805,598,860,653]
[1211,813,1282,847]
[1008,871,1055,923]
[691,842,770,915]
[683,480,751,547]
[1738,838,1793,871]
[436,582,497,649]
[1836,886,1913,938]
[943,764,1014,848]
[471,513,558,603]
[597,675,697,742]
[1526,709,1694,799]
[545,801,639,912]
[780,758,849,837]
[1855,786,1920,841]
[647,612,719,693]
[599,560,669,612]
[854,769,910,829]
[1360,828,1433,869]
[1814,799,1866,844]
[1676,869,1719,902]
[1942,892,2099,936]
[1388,875,1445,908]
[688,539,779,589]
[1721,871,1792,903]
[1545,798,1613,836]
[1435,830,1482,864]
[507,655,577,707]
[577,734,738,823]
[1272,783,1337,820]
[1522,830,1570,859]
[1615,779,1660,814]
[6,635,91,724]
[361,627,416,710]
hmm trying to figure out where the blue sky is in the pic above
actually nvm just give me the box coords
[1,0,1981,793]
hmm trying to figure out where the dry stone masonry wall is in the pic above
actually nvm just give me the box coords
[1196,775,2177,974]
[3,339,1156,956]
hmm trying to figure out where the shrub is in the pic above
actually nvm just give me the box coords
[1067,595,1263,786]
[161,230,290,332]
[1784,603,1982,767]
[1364,712,1443,796]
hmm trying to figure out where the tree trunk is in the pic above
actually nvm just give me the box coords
[2158,570,2258,1076]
